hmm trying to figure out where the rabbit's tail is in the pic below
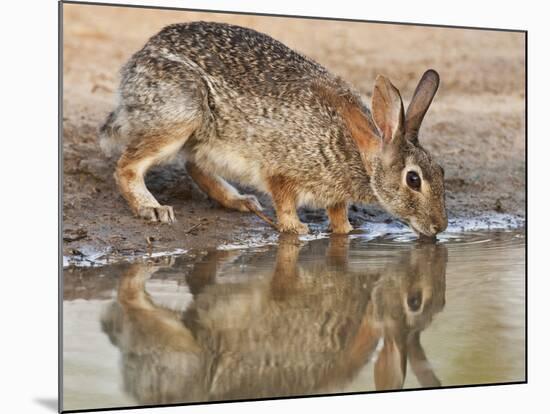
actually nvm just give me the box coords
[98,106,130,158]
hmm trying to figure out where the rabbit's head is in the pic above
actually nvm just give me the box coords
[352,70,447,237]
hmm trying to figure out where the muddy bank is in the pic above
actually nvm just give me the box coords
[62,5,525,264]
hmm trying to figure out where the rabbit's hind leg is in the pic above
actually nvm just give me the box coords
[267,175,309,235]
[185,161,263,213]
[115,123,197,223]
[117,264,161,310]
[116,263,201,354]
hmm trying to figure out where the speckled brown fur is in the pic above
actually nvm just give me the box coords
[99,21,447,235]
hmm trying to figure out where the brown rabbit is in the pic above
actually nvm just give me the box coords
[101,236,447,404]
[99,22,447,236]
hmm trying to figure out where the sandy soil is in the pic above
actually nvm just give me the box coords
[62,4,525,262]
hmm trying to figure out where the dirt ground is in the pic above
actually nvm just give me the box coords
[62,4,525,262]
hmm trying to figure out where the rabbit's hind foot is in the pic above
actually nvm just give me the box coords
[115,160,176,224]
[186,161,263,213]
[228,194,263,213]
[137,205,176,224]
[114,122,199,224]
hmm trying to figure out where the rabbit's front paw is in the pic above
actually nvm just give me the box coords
[330,221,354,234]
[137,205,176,224]
[278,221,309,235]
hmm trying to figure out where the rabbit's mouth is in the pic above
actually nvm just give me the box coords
[405,218,438,241]
[397,218,421,235]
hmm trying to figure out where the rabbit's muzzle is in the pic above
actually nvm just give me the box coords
[429,213,448,235]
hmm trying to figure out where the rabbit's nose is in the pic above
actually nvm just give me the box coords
[430,218,448,235]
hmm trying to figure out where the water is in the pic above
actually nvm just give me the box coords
[62,230,525,411]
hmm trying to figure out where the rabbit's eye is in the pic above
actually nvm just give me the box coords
[406,171,421,191]
[407,291,423,312]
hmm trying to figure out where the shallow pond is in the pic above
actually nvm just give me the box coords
[62,230,525,412]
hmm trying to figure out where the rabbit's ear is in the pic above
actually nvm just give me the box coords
[342,104,382,156]
[405,69,440,144]
[374,336,407,390]
[408,331,442,387]
[372,75,405,144]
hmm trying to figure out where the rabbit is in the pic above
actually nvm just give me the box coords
[101,235,447,404]
[99,21,447,236]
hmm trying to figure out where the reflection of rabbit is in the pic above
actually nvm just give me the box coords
[101,237,447,404]
[370,244,447,389]
[99,22,447,236]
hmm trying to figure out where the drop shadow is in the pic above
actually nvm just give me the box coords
[34,398,58,412]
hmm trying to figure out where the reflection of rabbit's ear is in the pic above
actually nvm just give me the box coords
[408,331,441,387]
[374,337,407,390]
[100,302,123,346]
